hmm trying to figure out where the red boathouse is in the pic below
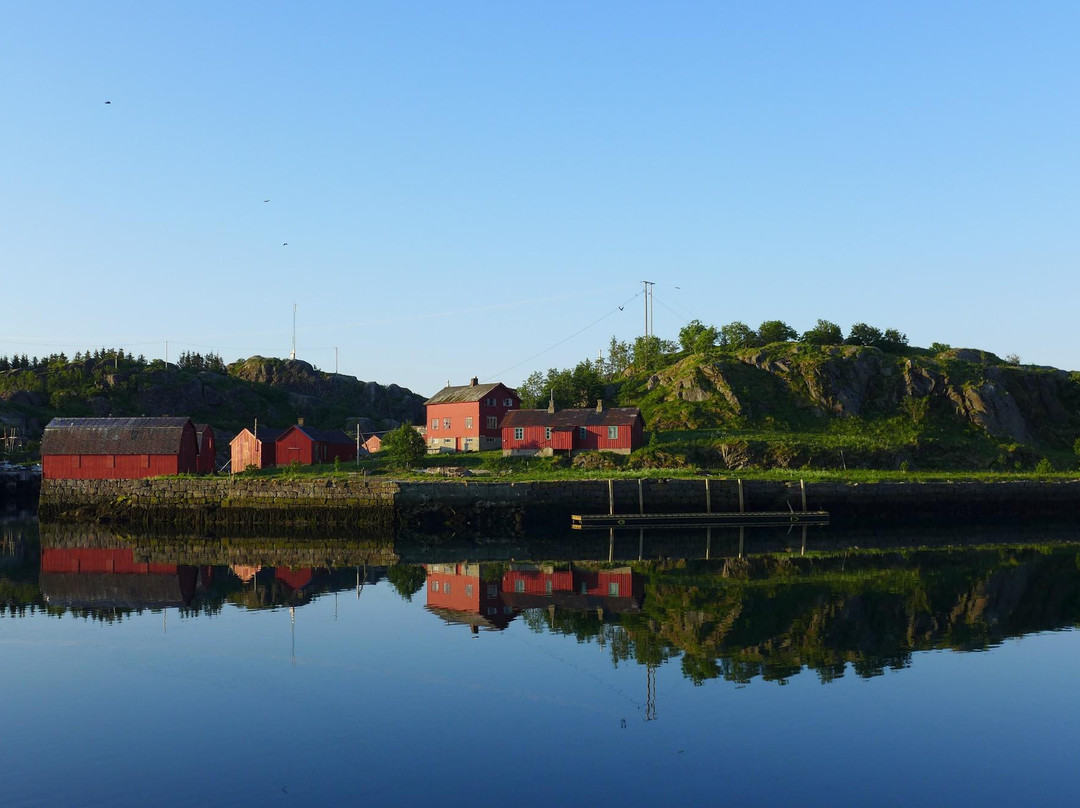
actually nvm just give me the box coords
[229,425,284,472]
[275,424,356,466]
[41,417,201,479]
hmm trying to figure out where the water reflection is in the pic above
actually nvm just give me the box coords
[5,517,1080,685]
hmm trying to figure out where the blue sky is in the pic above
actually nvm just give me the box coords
[3,2,1077,396]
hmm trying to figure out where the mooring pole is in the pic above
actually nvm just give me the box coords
[638,528,644,561]
[801,524,807,557]
[609,479,615,515]
[801,479,807,512]
[706,526,712,560]
[609,528,615,563]
[738,525,745,558]
[638,478,644,515]
[705,477,712,514]
[737,478,745,513]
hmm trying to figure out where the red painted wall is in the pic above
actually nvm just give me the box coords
[41,547,178,575]
[426,384,520,450]
[197,427,216,474]
[275,429,356,466]
[43,453,184,480]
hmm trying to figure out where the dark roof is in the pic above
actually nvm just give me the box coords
[425,381,516,406]
[41,417,194,456]
[232,426,285,443]
[501,407,643,429]
[281,424,353,444]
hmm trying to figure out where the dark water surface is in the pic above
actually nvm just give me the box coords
[4,517,1080,807]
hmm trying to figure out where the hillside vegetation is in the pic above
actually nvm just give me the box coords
[0,350,425,454]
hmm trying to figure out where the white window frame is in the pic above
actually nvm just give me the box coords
[465,416,473,429]
[431,419,438,430]
[608,425,619,439]
[503,397,513,407]
[514,427,524,440]
[579,426,588,439]
[545,427,552,440]
[443,417,451,430]
[487,416,497,429]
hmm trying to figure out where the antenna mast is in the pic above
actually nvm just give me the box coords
[290,303,297,360]
[642,281,654,338]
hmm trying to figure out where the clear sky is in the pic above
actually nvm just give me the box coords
[2,2,1078,397]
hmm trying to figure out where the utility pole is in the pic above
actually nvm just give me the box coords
[290,303,297,360]
[642,281,654,338]
[335,347,338,375]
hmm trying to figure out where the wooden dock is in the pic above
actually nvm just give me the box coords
[571,510,829,529]
[571,477,829,530]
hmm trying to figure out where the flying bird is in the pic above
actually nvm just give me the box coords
[104,100,111,105]
[263,199,270,203]
[618,306,624,311]
[282,242,288,246]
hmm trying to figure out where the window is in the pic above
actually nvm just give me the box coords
[486,397,495,406]
[431,581,440,592]
[579,426,588,439]
[545,580,552,594]
[465,417,473,429]
[465,584,474,597]
[443,418,450,429]
[504,605,513,615]
[545,427,552,440]
[503,397,513,407]
[487,416,497,429]
[608,425,619,440]
[514,579,525,593]
[487,607,497,615]
[431,419,438,430]
[580,581,588,594]
[444,583,451,595]
[487,584,498,597]
[608,582,620,597]
[514,427,524,440]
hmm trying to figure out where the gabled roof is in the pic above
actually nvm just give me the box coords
[230,426,285,445]
[41,417,194,456]
[501,407,643,429]
[425,381,517,406]
[278,424,353,445]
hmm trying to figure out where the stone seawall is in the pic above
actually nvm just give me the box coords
[39,475,1080,531]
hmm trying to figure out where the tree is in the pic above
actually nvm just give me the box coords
[719,321,759,349]
[678,320,719,353]
[757,320,797,345]
[800,319,843,345]
[386,564,428,601]
[519,360,605,409]
[605,336,632,380]
[631,335,676,371]
[879,328,908,352]
[381,423,427,468]
[846,322,883,347]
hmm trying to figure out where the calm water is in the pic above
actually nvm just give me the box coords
[4,517,1080,807]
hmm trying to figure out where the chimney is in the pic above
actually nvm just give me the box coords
[596,399,604,413]
[470,376,479,387]
[548,390,556,414]
[298,417,305,426]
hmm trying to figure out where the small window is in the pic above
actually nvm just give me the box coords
[444,583,451,595]
[465,584,474,597]
[514,579,525,593]
[431,581,440,592]
[608,582,620,597]
[580,581,588,594]
[504,605,513,615]
[431,419,438,430]
[503,397,513,407]
[545,580,552,594]
[487,416,497,429]
[545,427,552,440]
[608,425,619,440]
[486,397,495,406]
[465,417,473,429]
[487,607,497,615]
[579,426,587,439]
[514,427,524,440]
[443,418,450,429]
[487,585,498,597]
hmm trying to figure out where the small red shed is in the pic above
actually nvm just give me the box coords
[275,424,356,466]
[229,425,284,472]
[195,423,216,474]
[41,417,201,479]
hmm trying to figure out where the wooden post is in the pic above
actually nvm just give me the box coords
[638,478,644,515]
[638,528,644,561]
[609,528,615,563]
[801,479,807,512]
[737,478,745,513]
[706,526,712,560]
[801,524,807,557]
[705,477,712,514]
[608,479,615,515]
[738,526,745,558]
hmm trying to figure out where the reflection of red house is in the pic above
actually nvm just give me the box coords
[424,378,520,453]
[424,563,515,631]
[229,426,284,472]
[39,546,201,608]
[500,401,644,457]
[41,417,201,479]
[195,423,216,474]
[275,424,356,466]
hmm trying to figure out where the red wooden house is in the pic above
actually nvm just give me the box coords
[195,423,216,474]
[424,562,515,631]
[424,377,520,452]
[275,424,356,466]
[500,400,644,457]
[229,425,284,472]
[361,433,382,454]
[41,417,201,479]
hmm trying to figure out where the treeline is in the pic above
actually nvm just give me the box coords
[518,318,929,409]
[0,349,226,373]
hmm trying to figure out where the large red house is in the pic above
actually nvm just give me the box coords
[500,400,644,456]
[275,424,356,466]
[41,417,202,479]
[424,378,520,452]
